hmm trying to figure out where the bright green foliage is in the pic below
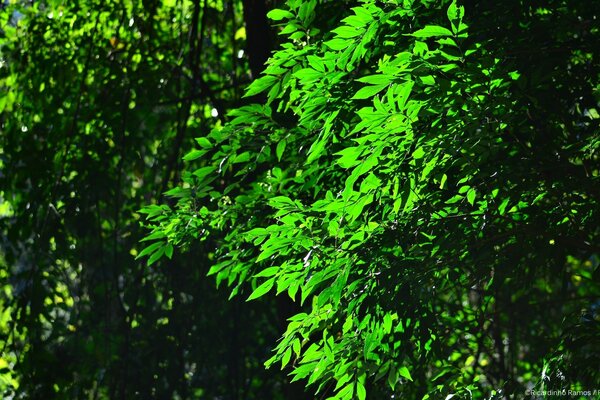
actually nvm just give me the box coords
[143,0,600,398]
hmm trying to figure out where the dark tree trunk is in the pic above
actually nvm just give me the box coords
[241,0,273,78]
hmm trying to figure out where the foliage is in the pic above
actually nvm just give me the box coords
[142,0,600,398]
[0,0,301,399]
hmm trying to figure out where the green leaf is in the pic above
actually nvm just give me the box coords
[307,55,326,72]
[388,365,398,390]
[276,139,286,161]
[164,244,174,259]
[254,267,279,278]
[447,1,464,33]
[383,313,392,334]
[356,380,366,400]
[396,81,414,110]
[447,1,459,22]
[183,149,208,161]
[281,348,292,369]
[439,173,448,189]
[193,166,216,180]
[398,366,413,381]
[412,147,425,160]
[421,156,438,180]
[325,38,352,51]
[147,247,165,266]
[360,173,382,193]
[356,74,394,85]
[294,68,322,83]
[266,9,294,21]
[141,230,166,242]
[343,7,372,27]
[408,25,453,38]
[268,196,297,209]
[458,185,471,194]
[233,151,251,163]
[195,137,212,149]
[498,197,511,215]
[247,277,275,301]
[336,146,361,169]
[352,84,387,100]
[136,241,163,259]
[332,26,362,39]
[345,155,378,193]
[467,188,476,205]
[307,139,326,163]
[351,6,374,23]
[244,75,278,97]
[337,383,354,399]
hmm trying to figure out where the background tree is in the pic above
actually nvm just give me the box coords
[0,0,304,399]
[141,0,600,399]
